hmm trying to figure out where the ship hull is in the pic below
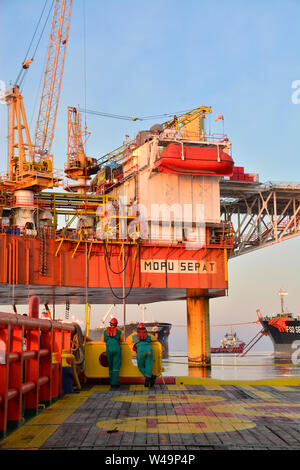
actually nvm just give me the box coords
[211,344,245,354]
[260,319,300,355]
[88,322,172,358]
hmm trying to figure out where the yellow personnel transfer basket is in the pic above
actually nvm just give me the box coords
[84,340,163,379]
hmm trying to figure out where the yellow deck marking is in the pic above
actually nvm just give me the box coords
[209,402,300,419]
[241,385,277,401]
[110,394,225,404]
[0,391,92,450]
[24,409,76,425]
[129,385,148,391]
[271,386,296,392]
[166,384,187,391]
[175,377,209,385]
[202,384,224,391]
[96,415,256,434]
[90,385,111,391]
[0,424,59,450]
[175,376,300,386]
[49,396,90,409]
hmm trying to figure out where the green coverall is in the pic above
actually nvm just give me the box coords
[132,333,153,378]
[103,327,122,386]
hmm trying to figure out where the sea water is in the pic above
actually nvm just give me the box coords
[163,351,300,380]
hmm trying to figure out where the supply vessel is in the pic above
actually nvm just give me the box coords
[257,289,300,355]
[211,331,245,353]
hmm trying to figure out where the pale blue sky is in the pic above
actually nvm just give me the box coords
[1,0,300,351]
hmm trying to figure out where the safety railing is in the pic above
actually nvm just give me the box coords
[0,167,63,183]
[206,234,234,249]
[0,312,75,439]
[159,131,229,144]
[55,222,235,248]
[0,225,56,239]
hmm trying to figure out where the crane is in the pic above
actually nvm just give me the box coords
[64,106,97,193]
[88,105,213,185]
[0,0,73,193]
[163,105,212,134]
[100,305,115,328]
[34,0,73,160]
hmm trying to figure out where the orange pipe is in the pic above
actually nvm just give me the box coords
[8,243,11,284]
[12,239,15,285]
[15,239,18,284]
[29,296,40,318]
[25,246,29,284]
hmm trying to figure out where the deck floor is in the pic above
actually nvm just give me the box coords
[1,378,300,451]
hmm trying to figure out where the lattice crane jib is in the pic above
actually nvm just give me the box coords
[4,86,34,184]
[163,106,212,137]
[92,106,213,174]
[0,0,73,193]
[66,107,86,175]
[34,0,73,162]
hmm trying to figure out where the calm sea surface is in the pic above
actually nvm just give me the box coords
[162,351,300,380]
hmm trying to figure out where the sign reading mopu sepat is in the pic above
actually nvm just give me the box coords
[141,259,217,273]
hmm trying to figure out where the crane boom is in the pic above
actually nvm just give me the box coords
[163,106,212,133]
[64,106,96,192]
[34,0,73,159]
[0,0,73,193]
[90,106,213,174]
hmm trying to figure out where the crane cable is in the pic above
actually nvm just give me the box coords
[15,0,54,89]
[77,107,196,122]
[211,321,258,327]
[173,321,258,327]
[82,0,87,142]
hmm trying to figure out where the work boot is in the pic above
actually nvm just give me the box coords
[150,375,156,387]
[110,384,120,390]
[144,377,150,387]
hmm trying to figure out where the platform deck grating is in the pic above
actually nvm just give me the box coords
[1,380,300,450]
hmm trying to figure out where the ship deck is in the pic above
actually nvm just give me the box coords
[1,377,300,451]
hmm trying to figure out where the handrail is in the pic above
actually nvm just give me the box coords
[0,312,74,331]
[0,310,76,439]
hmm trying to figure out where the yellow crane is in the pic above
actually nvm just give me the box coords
[89,105,213,175]
[0,0,73,193]
[64,106,99,193]
[163,105,212,134]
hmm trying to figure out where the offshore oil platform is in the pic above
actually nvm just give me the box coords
[0,0,236,372]
[2,0,300,444]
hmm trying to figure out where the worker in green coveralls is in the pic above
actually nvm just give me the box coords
[102,318,124,389]
[127,323,157,387]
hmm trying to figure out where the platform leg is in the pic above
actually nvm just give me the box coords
[186,289,211,367]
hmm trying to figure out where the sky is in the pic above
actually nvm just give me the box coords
[1,0,300,352]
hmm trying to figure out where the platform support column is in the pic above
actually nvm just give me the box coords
[186,289,211,367]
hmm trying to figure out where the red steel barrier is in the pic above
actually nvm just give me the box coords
[0,312,75,438]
